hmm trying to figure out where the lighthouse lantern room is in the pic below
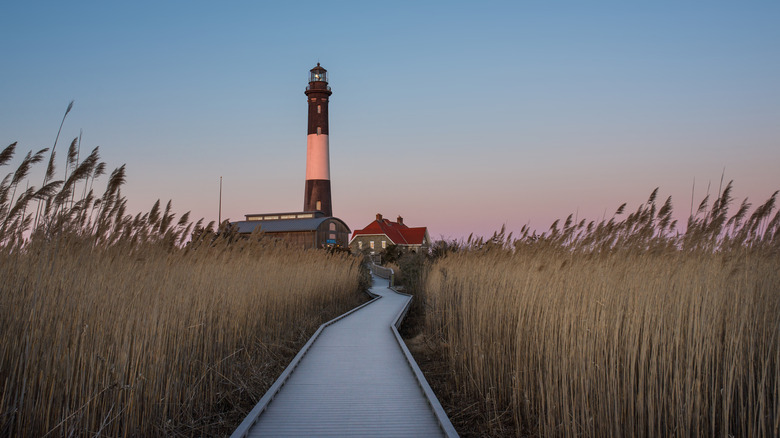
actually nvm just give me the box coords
[310,64,328,82]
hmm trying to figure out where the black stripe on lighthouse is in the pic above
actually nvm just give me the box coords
[304,63,333,216]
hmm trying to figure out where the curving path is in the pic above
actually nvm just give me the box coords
[231,275,457,437]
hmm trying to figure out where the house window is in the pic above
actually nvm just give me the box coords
[358,241,363,249]
[370,241,375,249]
[329,223,336,231]
[382,240,386,249]
[318,105,321,114]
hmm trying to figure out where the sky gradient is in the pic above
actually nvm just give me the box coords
[2,1,779,239]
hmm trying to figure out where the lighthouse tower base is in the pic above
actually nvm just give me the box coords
[304,179,332,216]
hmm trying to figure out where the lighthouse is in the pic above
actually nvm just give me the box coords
[233,63,350,249]
[304,63,333,216]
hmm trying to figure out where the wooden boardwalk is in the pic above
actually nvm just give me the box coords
[231,275,457,437]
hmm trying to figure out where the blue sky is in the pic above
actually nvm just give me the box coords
[2,1,779,238]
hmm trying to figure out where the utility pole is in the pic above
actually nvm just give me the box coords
[219,176,222,225]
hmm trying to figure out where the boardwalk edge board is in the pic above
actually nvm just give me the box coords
[389,286,460,438]
[230,289,382,438]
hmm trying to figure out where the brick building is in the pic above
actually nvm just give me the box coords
[349,214,430,254]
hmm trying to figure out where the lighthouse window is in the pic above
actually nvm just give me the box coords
[317,105,321,114]
[316,201,322,210]
[317,127,321,135]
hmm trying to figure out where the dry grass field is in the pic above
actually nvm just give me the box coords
[0,140,365,436]
[415,186,779,437]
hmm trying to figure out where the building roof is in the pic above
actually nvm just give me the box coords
[350,214,428,245]
[234,216,349,234]
[244,211,325,221]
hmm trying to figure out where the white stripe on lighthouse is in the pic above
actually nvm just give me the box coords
[305,133,330,180]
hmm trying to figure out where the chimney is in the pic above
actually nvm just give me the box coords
[397,215,403,225]
[376,213,383,221]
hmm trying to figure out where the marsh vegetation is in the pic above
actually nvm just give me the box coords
[408,185,779,437]
[0,131,364,436]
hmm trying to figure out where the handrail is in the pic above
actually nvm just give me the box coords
[387,282,459,437]
[370,262,395,287]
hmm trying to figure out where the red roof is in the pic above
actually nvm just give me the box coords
[351,215,427,245]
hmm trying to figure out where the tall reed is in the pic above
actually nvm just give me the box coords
[419,186,779,437]
[1,117,364,436]
[1,235,363,436]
